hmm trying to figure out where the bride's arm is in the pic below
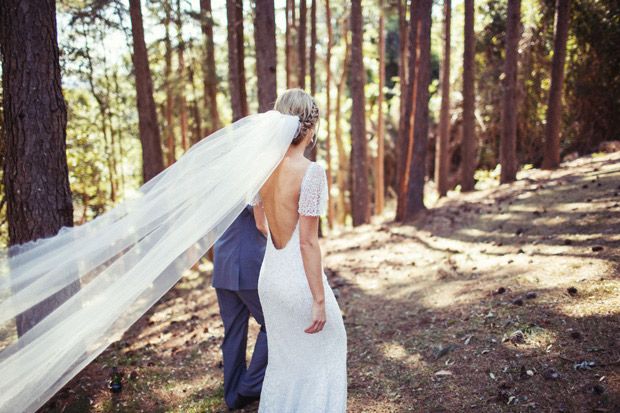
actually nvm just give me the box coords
[299,215,326,334]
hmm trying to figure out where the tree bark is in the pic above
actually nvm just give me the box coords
[335,16,351,225]
[350,0,369,226]
[398,0,408,125]
[176,0,189,153]
[461,0,476,191]
[129,0,165,183]
[254,0,277,113]
[376,1,385,215]
[307,0,318,161]
[298,0,307,90]
[325,0,334,228]
[404,0,432,219]
[542,0,571,170]
[0,0,78,336]
[396,0,419,221]
[200,0,220,133]
[227,0,248,121]
[164,3,175,165]
[500,0,521,183]
[435,0,451,197]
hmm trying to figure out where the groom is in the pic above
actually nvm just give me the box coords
[212,204,268,409]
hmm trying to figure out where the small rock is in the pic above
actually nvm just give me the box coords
[592,245,604,252]
[513,298,524,306]
[525,292,537,299]
[517,249,524,254]
[567,287,578,296]
[516,228,524,236]
[510,330,526,345]
[563,239,572,245]
[495,287,507,295]
[542,368,559,380]
[587,198,593,202]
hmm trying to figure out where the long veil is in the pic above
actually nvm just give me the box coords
[0,110,300,413]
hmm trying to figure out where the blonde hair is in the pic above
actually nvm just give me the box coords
[274,89,320,146]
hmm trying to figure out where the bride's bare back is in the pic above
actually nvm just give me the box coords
[259,153,311,249]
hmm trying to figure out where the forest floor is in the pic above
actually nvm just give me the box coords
[41,151,620,413]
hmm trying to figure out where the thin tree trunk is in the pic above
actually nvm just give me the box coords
[376,1,385,215]
[542,0,571,170]
[298,0,307,90]
[308,0,318,161]
[350,0,369,226]
[335,16,351,225]
[129,0,165,183]
[254,0,277,113]
[398,0,408,141]
[188,56,203,145]
[227,0,248,121]
[176,0,189,153]
[113,71,127,194]
[325,0,334,228]
[1,0,78,336]
[461,0,476,191]
[396,0,419,221]
[435,0,451,197]
[500,0,521,183]
[404,0,432,219]
[286,0,293,88]
[164,3,175,165]
[200,0,220,133]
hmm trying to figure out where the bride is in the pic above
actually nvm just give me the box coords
[0,89,346,412]
[253,89,347,411]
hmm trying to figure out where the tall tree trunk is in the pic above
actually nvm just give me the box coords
[461,0,476,191]
[307,0,318,161]
[286,0,293,88]
[396,0,419,221]
[398,0,408,148]
[129,0,165,183]
[335,17,351,225]
[298,0,307,90]
[375,1,385,215]
[350,0,369,226]
[254,0,277,113]
[500,0,521,183]
[113,71,127,194]
[542,0,571,170]
[227,0,248,121]
[164,3,175,165]
[188,56,203,145]
[435,0,451,197]
[325,0,334,228]
[200,0,220,133]
[404,0,432,219]
[176,0,189,153]
[0,0,78,336]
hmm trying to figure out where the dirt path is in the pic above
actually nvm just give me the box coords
[41,153,620,412]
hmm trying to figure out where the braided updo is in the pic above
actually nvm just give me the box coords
[274,88,320,147]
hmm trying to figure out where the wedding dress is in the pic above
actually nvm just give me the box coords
[254,162,347,412]
[0,111,300,413]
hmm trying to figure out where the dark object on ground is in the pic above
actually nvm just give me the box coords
[433,343,457,360]
[570,331,582,340]
[525,292,537,299]
[513,298,524,306]
[495,287,506,295]
[109,366,122,393]
[567,287,578,296]
[518,365,529,380]
[516,227,524,236]
[542,368,559,380]
[563,239,572,245]
[592,245,604,252]
[509,330,526,345]
[592,384,606,395]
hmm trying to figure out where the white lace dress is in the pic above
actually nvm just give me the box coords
[253,162,347,412]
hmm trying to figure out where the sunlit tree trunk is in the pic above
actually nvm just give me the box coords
[164,3,175,165]
[298,0,307,90]
[397,0,408,160]
[307,0,318,161]
[286,0,297,88]
[325,0,335,228]
[176,0,189,152]
[227,0,248,121]
[1,0,77,336]
[435,0,451,197]
[461,0,476,191]
[335,17,351,225]
[542,0,571,170]
[350,0,369,226]
[254,0,277,113]
[375,1,385,215]
[500,0,521,183]
[200,0,220,133]
[129,0,165,183]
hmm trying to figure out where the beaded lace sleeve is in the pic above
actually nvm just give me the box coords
[298,162,328,217]
[251,191,262,207]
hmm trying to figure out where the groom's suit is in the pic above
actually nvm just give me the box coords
[212,205,267,409]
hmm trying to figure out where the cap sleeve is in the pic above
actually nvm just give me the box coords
[251,191,262,207]
[298,163,328,217]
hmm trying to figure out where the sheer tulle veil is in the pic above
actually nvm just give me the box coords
[0,110,300,412]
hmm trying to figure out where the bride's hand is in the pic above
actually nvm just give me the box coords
[304,300,326,334]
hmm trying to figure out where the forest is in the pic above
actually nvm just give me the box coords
[1,0,619,411]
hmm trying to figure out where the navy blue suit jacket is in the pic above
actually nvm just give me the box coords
[212,205,267,290]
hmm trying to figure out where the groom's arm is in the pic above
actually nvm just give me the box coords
[253,204,268,235]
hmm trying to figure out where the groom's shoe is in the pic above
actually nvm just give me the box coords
[233,393,260,410]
